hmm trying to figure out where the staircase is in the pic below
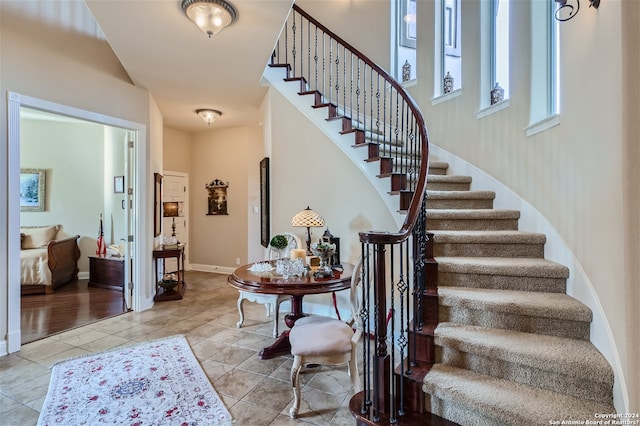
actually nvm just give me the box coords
[266,4,616,425]
[422,162,615,425]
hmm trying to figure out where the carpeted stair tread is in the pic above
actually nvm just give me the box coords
[427,190,495,200]
[436,256,570,278]
[427,175,472,184]
[423,365,615,426]
[427,209,520,220]
[432,230,546,244]
[434,323,613,385]
[438,287,592,322]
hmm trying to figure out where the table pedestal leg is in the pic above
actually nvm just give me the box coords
[259,295,305,360]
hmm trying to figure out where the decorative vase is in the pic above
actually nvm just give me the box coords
[310,242,336,278]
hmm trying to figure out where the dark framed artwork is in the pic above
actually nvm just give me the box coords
[20,168,46,212]
[206,179,229,215]
[154,173,163,237]
[260,157,270,247]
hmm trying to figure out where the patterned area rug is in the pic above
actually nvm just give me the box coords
[38,335,231,426]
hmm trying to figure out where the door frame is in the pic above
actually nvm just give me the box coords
[6,92,149,353]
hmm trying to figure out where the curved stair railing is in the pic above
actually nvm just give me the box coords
[271,5,443,425]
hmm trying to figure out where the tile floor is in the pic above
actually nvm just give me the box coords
[0,271,358,426]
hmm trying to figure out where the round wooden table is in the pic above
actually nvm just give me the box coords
[228,261,354,359]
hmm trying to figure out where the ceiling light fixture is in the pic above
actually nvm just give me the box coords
[196,109,222,125]
[181,0,238,38]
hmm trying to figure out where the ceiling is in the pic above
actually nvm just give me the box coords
[85,0,294,133]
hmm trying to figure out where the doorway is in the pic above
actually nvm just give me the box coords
[6,92,149,354]
[162,171,189,271]
[18,108,130,344]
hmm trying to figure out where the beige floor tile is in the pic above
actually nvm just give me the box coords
[1,404,40,426]
[229,400,280,426]
[79,334,133,352]
[15,340,76,363]
[36,347,92,368]
[187,320,226,338]
[2,372,50,405]
[191,339,232,360]
[0,359,49,389]
[208,326,245,344]
[214,368,266,400]
[236,353,288,376]
[234,332,277,351]
[289,388,347,425]
[200,358,234,382]
[55,327,111,346]
[0,394,23,415]
[306,365,354,394]
[243,376,295,413]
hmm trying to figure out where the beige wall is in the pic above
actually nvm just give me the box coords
[296,0,391,70]
[188,127,263,269]
[163,127,193,174]
[1,0,163,346]
[403,0,635,410]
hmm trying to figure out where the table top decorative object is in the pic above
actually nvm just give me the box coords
[311,241,336,278]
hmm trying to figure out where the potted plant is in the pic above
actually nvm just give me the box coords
[270,234,289,258]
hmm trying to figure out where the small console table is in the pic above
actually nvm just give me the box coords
[88,255,124,291]
[153,245,186,302]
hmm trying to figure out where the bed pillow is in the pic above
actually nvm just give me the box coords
[20,233,26,249]
[20,225,60,249]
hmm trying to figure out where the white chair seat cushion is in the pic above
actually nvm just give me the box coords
[289,316,353,357]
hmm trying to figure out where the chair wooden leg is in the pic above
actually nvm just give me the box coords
[236,294,245,328]
[348,353,361,393]
[289,356,303,418]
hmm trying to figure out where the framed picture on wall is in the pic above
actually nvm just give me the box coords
[260,157,270,247]
[20,168,46,212]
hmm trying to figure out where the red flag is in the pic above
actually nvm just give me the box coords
[96,214,106,255]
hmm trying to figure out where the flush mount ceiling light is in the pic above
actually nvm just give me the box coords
[196,109,222,125]
[181,0,237,38]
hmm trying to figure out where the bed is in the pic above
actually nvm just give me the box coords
[20,225,81,295]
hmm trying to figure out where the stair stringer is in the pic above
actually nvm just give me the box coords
[262,65,406,229]
[428,143,629,412]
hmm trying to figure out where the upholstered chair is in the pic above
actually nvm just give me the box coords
[288,257,363,418]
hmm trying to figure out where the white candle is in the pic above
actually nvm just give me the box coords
[290,249,307,264]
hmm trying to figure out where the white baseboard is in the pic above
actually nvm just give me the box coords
[189,264,236,275]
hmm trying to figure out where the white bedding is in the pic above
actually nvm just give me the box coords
[20,248,52,286]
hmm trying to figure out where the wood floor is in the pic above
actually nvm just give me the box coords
[20,279,127,344]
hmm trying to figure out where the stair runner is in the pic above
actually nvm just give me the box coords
[423,163,616,425]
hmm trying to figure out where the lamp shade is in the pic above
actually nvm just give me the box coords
[163,202,180,218]
[291,206,324,228]
[181,0,237,38]
[196,109,222,125]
